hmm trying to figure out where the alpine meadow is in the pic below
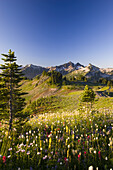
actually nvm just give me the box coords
[0,50,113,169]
[0,0,113,169]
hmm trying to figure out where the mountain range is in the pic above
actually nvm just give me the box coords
[21,61,113,81]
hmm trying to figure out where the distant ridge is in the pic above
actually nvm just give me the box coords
[22,61,113,80]
[22,61,84,79]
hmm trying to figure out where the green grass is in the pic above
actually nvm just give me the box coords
[20,77,113,115]
[67,90,82,96]
[93,97,113,109]
[97,86,109,91]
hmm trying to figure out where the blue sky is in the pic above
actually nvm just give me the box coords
[0,0,113,68]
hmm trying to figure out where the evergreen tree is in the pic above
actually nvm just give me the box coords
[81,85,96,109]
[0,49,26,131]
[49,71,62,85]
[81,85,95,103]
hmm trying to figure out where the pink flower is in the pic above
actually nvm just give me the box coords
[98,151,101,155]
[84,151,86,155]
[78,154,80,158]
[78,139,80,143]
[78,154,80,161]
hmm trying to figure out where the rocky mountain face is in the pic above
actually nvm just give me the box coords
[21,64,49,79]
[22,62,84,79]
[22,62,113,81]
[47,62,84,75]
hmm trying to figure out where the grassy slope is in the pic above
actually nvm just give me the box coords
[20,76,113,114]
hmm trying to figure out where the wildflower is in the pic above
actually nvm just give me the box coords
[27,151,30,155]
[98,151,101,159]
[68,145,70,148]
[49,137,52,149]
[78,139,80,143]
[21,149,25,152]
[94,150,96,154]
[98,151,101,155]
[88,166,93,170]
[67,148,69,158]
[64,157,67,161]
[2,156,6,163]
[43,155,47,159]
[30,143,33,146]
[78,154,80,161]
[105,157,108,160]
[37,152,41,155]
[8,148,12,151]
[7,155,11,158]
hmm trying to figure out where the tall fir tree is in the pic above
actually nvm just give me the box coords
[81,85,96,110]
[81,85,95,103]
[0,49,26,131]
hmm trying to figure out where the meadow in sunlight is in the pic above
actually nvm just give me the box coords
[0,108,113,170]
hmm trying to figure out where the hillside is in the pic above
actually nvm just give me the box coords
[21,72,113,115]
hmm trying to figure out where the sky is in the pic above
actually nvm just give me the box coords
[0,0,113,68]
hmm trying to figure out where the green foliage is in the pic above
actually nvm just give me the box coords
[0,49,26,131]
[24,96,62,115]
[48,71,62,86]
[42,70,50,76]
[99,78,108,84]
[107,80,112,87]
[81,85,96,103]
[76,74,85,81]
[35,74,40,80]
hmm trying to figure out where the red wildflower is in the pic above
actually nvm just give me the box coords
[78,154,80,161]
[2,156,6,163]
[64,157,67,161]
[98,151,101,159]
[98,151,101,155]
[78,154,80,158]
[78,139,80,143]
